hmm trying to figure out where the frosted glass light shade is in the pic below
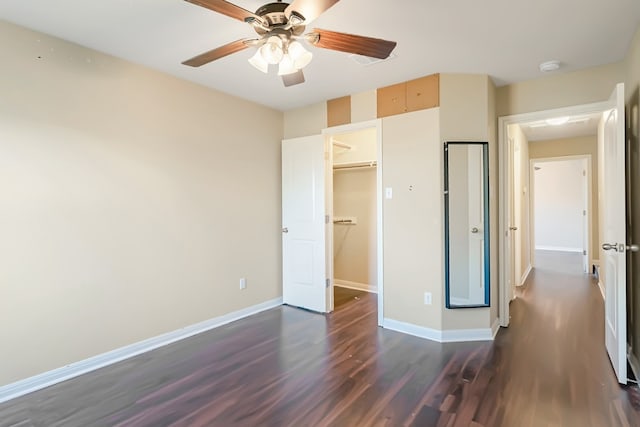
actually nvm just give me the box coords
[248,50,268,73]
[277,54,297,76]
[260,36,284,64]
[288,41,312,69]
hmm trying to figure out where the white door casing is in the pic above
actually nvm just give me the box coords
[601,83,627,384]
[282,135,327,313]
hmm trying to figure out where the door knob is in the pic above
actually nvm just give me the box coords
[602,243,622,252]
[282,227,288,234]
[509,226,518,231]
[471,227,479,233]
[627,244,639,252]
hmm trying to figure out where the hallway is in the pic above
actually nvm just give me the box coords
[492,250,639,425]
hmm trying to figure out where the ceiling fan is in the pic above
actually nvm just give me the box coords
[182,0,397,87]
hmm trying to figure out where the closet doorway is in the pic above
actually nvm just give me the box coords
[332,129,378,304]
[323,120,383,324]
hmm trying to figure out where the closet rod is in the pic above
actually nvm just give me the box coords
[333,161,377,170]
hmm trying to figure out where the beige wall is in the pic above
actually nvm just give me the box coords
[625,26,640,103]
[283,102,326,139]
[496,62,626,117]
[529,136,600,258]
[382,108,443,329]
[440,74,492,330]
[0,21,283,386]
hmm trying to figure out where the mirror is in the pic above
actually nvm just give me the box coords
[444,141,490,308]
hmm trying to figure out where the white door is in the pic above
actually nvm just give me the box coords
[282,135,327,313]
[468,145,485,303]
[601,83,627,384]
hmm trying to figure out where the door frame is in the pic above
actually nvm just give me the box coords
[529,155,593,273]
[321,119,384,326]
[498,101,609,327]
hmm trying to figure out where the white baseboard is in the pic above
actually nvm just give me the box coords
[519,264,532,286]
[334,279,377,294]
[491,318,501,339]
[382,318,494,343]
[535,246,583,253]
[598,281,605,299]
[0,297,283,404]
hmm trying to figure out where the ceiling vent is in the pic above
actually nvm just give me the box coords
[349,52,396,66]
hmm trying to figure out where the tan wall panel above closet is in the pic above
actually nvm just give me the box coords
[407,74,439,112]
[377,83,407,117]
[327,96,351,127]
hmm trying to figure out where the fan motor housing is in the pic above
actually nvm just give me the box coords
[256,2,289,26]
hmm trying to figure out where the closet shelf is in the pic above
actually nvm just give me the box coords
[333,216,357,225]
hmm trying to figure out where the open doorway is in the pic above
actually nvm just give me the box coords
[331,129,378,309]
[531,156,591,275]
[323,122,382,321]
[498,84,630,384]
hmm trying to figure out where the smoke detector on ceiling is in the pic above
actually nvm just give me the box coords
[539,60,561,72]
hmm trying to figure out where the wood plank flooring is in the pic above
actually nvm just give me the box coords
[1,259,639,426]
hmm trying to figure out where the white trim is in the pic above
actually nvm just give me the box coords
[519,264,532,286]
[491,318,501,339]
[382,318,494,343]
[323,118,384,326]
[498,100,610,328]
[598,281,605,299]
[535,246,584,253]
[0,297,283,404]
[334,280,378,293]
[592,259,600,266]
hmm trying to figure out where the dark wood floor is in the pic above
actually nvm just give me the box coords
[1,265,639,426]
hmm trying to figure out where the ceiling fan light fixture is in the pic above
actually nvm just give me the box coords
[288,41,312,69]
[248,50,269,73]
[260,36,284,64]
[278,53,298,76]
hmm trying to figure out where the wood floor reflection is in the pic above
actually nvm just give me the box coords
[1,260,639,426]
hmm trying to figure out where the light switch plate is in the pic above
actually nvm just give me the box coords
[385,187,393,199]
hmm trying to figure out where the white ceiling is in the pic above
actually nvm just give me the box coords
[1,0,639,111]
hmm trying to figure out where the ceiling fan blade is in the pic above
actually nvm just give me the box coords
[282,70,305,87]
[182,39,251,67]
[285,0,339,23]
[185,0,263,24]
[309,29,396,59]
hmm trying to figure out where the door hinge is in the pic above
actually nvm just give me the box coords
[583,250,587,255]
[325,215,330,224]
[326,278,330,288]
[583,170,586,177]
[583,210,586,216]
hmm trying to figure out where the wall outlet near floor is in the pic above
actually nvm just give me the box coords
[239,278,246,290]
[424,292,432,305]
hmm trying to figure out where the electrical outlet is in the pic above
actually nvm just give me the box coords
[239,278,246,290]
[424,292,432,305]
